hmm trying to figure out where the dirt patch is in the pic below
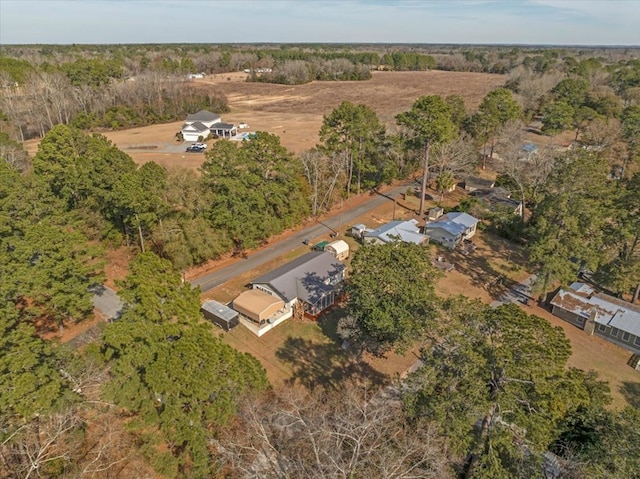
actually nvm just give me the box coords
[103,246,133,290]
[199,70,507,118]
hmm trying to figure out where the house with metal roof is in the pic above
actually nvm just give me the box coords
[550,282,640,355]
[363,219,430,246]
[249,251,346,320]
[424,212,479,249]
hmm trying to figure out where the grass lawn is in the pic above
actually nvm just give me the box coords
[220,305,417,390]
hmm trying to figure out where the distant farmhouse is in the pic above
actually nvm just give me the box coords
[551,282,640,355]
[180,110,237,141]
[232,251,346,336]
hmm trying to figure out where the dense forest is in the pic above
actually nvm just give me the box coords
[1,44,640,478]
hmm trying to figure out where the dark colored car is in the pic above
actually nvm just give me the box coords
[186,145,206,153]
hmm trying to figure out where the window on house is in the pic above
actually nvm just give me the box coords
[622,332,631,342]
[635,336,640,346]
[597,324,607,332]
[611,327,619,337]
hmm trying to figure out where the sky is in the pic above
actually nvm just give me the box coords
[0,0,638,46]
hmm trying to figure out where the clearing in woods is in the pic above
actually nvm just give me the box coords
[24,70,506,168]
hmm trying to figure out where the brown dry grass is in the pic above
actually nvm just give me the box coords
[32,70,637,407]
[25,70,506,169]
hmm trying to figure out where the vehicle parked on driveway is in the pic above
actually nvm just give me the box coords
[186,144,206,153]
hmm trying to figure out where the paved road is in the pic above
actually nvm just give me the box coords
[191,181,414,292]
[90,284,123,320]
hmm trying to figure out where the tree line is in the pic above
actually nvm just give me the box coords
[3,43,638,75]
[0,68,228,140]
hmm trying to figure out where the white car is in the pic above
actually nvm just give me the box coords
[193,142,207,149]
[238,122,249,129]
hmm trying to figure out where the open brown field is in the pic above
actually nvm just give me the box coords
[24,70,506,169]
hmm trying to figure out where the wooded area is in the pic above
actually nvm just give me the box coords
[1,43,640,478]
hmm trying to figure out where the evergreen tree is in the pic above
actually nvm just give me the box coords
[102,252,268,477]
[200,133,310,252]
[343,242,442,355]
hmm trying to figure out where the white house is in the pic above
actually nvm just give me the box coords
[180,110,222,142]
[424,212,479,249]
[363,219,430,246]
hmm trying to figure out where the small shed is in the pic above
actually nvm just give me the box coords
[201,300,239,332]
[313,240,330,252]
[325,240,349,261]
[427,207,444,221]
[350,224,367,239]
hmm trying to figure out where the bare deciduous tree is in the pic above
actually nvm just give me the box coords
[300,149,347,216]
[430,134,477,179]
[509,66,565,113]
[218,384,449,479]
[494,120,555,219]
[0,409,84,479]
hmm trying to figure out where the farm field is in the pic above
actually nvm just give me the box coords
[24,70,507,168]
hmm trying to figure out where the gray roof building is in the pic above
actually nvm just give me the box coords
[186,110,221,123]
[363,219,430,245]
[550,282,640,354]
[465,176,495,192]
[201,300,240,331]
[182,121,210,133]
[251,251,346,306]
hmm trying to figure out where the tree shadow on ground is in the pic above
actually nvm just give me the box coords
[445,232,529,300]
[448,248,509,298]
[275,335,386,391]
[620,381,640,408]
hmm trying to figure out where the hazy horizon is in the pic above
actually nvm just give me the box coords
[1,0,638,47]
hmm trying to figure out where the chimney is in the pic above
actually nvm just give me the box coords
[584,309,597,335]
